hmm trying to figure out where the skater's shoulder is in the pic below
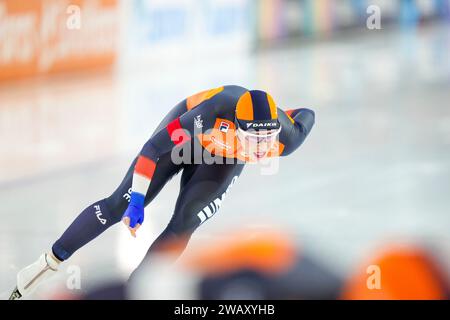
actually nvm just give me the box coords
[186,85,248,115]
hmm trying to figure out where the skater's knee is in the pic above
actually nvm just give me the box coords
[170,210,201,237]
[150,224,192,255]
[158,219,198,246]
[174,200,209,233]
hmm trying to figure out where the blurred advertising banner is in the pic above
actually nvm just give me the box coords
[0,0,119,81]
[0,72,122,184]
[254,0,450,46]
[121,0,251,67]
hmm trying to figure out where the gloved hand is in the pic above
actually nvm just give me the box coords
[122,193,145,238]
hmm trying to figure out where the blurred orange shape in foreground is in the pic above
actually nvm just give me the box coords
[342,244,449,300]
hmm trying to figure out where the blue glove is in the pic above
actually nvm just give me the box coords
[122,192,145,228]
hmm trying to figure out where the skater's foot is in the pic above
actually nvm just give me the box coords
[10,253,61,300]
[8,286,22,300]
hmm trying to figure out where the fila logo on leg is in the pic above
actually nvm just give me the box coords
[94,205,107,225]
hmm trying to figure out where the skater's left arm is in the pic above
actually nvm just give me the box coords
[122,100,217,236]
[278,108,315,156]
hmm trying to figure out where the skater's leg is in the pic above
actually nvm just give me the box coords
[10,152,182,299]
[51,197,122,261]
[130,161,245,279]
[52,153,182,261]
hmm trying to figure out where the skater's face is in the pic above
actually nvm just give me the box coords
[237,128,280,161]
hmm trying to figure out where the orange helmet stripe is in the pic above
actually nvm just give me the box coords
[267,93,278,119]
[235,91,254,121]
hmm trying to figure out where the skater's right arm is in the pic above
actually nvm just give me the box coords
[277,107,315,156]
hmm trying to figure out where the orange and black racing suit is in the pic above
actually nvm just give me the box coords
[51,85,315,274]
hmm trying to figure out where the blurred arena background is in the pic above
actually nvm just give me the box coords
[1,0,449,299]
